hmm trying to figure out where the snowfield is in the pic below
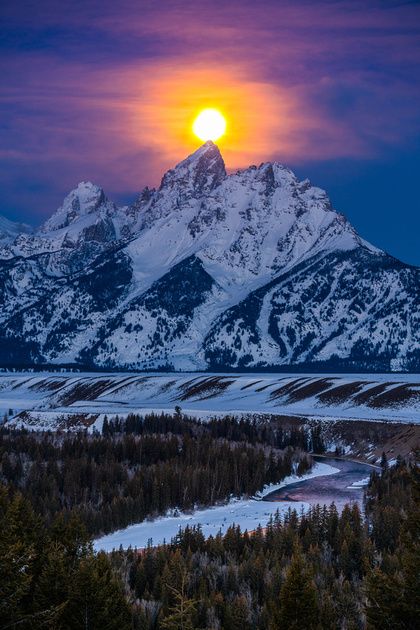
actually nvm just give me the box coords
[347,477,370,489]
[94,462,339,552]
[2,371,420,429]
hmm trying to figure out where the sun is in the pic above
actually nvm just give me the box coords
[193,108,226,142]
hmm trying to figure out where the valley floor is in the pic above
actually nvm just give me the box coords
[2,371,420,430]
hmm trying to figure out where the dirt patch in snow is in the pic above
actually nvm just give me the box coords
[14,410,99,430]
[317,381,368,405]
[178,376,235,401]
[366,383,420,409]
[310,418,420,463]
[282,378,334,403]
[57,380,115,406]
[352,382,395,406]
[29,378,68,392]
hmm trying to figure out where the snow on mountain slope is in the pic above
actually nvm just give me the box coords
[204,248,420,370]
[123,142,378,300]
[0,141,418,371]
[38,181,119,241]
[0,214,32,244]
[0,181,149,269]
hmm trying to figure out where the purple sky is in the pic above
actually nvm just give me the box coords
[1,0,420,263]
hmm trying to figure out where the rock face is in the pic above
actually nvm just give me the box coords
[0,141,419,371]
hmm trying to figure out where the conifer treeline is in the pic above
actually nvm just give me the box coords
[111,458,419,629]
[102,412,325,453]
[0,411,418,628]
[0,486,132,629]
[2,460,417,629]
[0,413,313,536]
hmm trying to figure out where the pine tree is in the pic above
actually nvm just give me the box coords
[366,566,405,629]
[224,594,252,630]
[278,548,320,630]
[160,573,197,630]
[32,541,70,628]
[64,552,132,630]
[0,489,37,627]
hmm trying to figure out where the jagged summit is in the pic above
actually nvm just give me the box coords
[39,181,114,234]
[0,144,418,372]
[159,141,226,197]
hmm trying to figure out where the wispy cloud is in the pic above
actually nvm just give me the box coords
[1,0,419,220]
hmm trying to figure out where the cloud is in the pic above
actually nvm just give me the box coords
[1,0,419,220]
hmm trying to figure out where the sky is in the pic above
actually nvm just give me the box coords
[1,0,420,264]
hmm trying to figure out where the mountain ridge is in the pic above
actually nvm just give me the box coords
[0,142,418,372]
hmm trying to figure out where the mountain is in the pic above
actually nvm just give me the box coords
[0,214,32,244]
[0,141,419,371]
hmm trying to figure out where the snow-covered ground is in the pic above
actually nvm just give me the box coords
[94,462,339,551]
[2,371,420,429]
[347,476,370,489]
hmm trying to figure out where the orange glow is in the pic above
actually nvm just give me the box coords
[124,63,317,172]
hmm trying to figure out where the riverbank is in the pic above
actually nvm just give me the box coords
[263,456,375,511]
[314,452,381,469]
[94,461,341,551]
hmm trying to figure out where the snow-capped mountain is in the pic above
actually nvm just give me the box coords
[0,141,419,371]
[0,214,32,244]
[39,181,119,241]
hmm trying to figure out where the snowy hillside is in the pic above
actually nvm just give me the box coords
[0,214,31,244]
[0,142,419,371]
[2,372,420,428]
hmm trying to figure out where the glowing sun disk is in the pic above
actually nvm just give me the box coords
[193,108,226,141]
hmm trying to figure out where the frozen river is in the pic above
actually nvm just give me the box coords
[94,458,374,551]
[264,456,377,510]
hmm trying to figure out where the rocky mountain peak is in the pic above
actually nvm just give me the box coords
[159,141,226,198]
[39,181,112,234]
[0,144,418,372]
